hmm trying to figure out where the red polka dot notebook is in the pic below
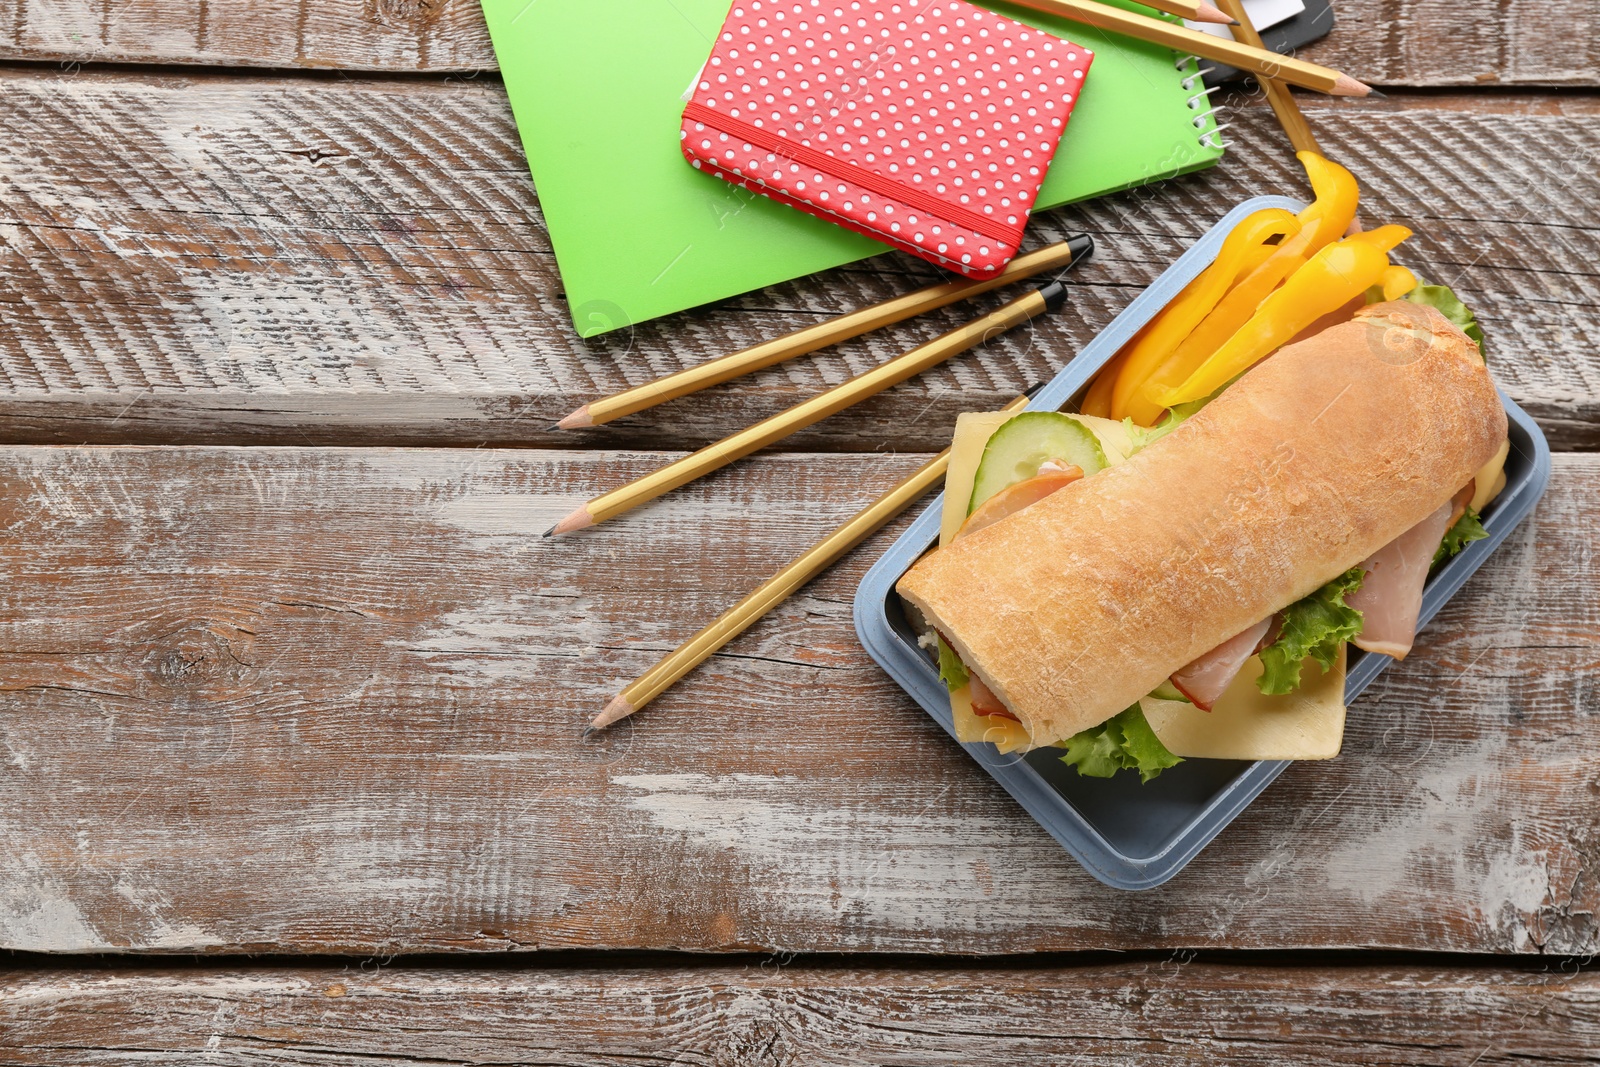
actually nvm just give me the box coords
[680,0,1094,278]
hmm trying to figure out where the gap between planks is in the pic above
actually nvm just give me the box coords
[0,0,1598,88]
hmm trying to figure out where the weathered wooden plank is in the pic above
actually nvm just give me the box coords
[3,961,1597,1065]
[2,0,1596,88]
[1,73,1598,450]
[0,445,1593,956]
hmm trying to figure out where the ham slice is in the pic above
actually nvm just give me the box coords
[968,673,1019,721]
[1347,497,1457,660]
[936,627,1019,720]
[1169,617,1273,711]
[959,467,1083,539]
[1449,480,1474,528]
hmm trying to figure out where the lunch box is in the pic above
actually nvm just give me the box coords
[853,196,1553,890]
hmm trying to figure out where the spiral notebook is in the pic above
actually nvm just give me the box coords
[481,0,1225,336]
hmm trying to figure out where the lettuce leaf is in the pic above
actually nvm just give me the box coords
[1257,567,1366,696]
[1122,396,1212,455]
[1406,281,1486,357]
[936,637,968,692]
[1060,719,1130,779]
[1115,704,1184,782]
[1434,507,1489,566]
[1060,704,1182,784]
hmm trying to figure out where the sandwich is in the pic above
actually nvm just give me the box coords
[897,296,1509,781]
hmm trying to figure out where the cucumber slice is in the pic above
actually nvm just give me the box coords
[969,412,1108,513]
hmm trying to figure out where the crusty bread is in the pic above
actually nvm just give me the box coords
[896,301,1507,745]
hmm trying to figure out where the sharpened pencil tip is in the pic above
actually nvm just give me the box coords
[556,404,594,430]
[546,422,562,432]
[1366,86,1389,99]
[1332,73,1376,98]
[547,506,596,537]
[542,524,555,537]
[1192,1,1237,24]
[590,694,636,732]
[580,726,601,741]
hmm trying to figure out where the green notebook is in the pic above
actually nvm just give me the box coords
[481,0,1224,336]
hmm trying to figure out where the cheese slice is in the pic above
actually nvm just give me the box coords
[1070,413,1137,466]
[1140,646,1347,760]
[949,684,1035,754]
[1470,435,1510,514]
[939,412,1019,547]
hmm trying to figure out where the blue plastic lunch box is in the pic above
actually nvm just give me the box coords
[852,196,1553,890]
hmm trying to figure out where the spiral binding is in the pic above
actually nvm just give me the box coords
[1176,54,1228,151]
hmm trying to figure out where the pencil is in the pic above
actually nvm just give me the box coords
[548,281,1069,536]
[1144,0,1236,25]
[1213,0,1321,154]
[556,235,1093,430]
[590,393,1037,730]
[1009,0,1373,97]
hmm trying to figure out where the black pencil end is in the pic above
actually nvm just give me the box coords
[1066,232,1095,265]
[1036,280,1070,313]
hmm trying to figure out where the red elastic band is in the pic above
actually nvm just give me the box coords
[682,100,1017,245]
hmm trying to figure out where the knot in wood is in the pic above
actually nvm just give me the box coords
[141,624,254,699]
[375,0,443,30]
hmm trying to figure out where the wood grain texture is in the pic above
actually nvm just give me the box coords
[0,445,1593,957]
[0,0,498,72]
[1,0,1597,88]
[1,73,1598,450]
[3,960,1598,1065]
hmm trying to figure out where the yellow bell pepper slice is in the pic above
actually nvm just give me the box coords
[1107,208,1300,421]
[1080,345,1130,418]
[1124,152,1360,426]
[1343,224,1412,254]
[1291,151,1362,246]
[1153,232,1404,407]
[1377,264,1418,301]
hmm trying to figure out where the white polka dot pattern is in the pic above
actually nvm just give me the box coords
[680,0,1093,277]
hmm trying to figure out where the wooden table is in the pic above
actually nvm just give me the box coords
[1,1,1597,1061]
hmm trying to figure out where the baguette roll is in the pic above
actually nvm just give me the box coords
[897,301,1507,746]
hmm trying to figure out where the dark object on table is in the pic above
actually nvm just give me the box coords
[1202,0,1336,86]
